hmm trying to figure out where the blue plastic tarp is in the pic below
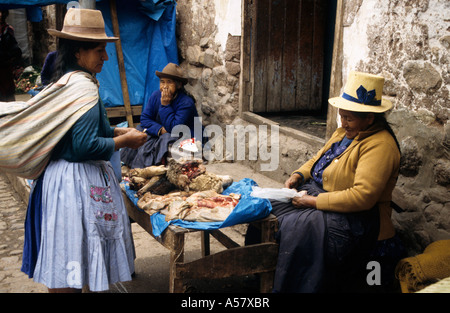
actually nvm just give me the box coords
[0,0,70,9]
[96,0,179,108]
[0,0,61,21]
[2,0,179,109]
[122,178,273,238]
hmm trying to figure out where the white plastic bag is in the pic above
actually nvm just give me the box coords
[250,186,307,203]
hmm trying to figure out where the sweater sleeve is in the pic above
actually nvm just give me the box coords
[158,94,196,133]
[140,91,164,136]
[66,103,115,161]
[316,138,400,212]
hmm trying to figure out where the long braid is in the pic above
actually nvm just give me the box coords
[51,38,102,83]
[353,112,401,155]
[378,115,401,154]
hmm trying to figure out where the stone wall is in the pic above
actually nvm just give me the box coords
[341,0,449,254]
[176,0,241,128]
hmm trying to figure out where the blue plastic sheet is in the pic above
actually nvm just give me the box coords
[1,0,177,109]
[0,0,71,10]
[138,0,175,21]
[96,0,178,109]
[122,178,273,238]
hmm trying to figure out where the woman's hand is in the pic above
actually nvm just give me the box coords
[114,128,147,150]
[159,127,168,135]
[161,87,173,106]
[284,173,303,189]
[292,194,317,209]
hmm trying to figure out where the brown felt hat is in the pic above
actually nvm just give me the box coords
[155,63,188,85]
[48,8,118,42]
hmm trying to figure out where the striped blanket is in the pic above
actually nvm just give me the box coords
[0,71,99,179]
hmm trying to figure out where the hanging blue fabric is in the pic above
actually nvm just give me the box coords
[95,0,179,109]
[138,0,176,21]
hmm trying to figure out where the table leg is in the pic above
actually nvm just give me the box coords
[201,231,210,257]
[169,232,185,293]
[259,218,278,292]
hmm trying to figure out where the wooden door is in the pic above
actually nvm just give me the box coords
[251,0,326,113]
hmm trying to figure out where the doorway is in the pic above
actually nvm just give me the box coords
[241,0,337,139]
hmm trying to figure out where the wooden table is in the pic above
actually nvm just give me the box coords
[121,189,279,293]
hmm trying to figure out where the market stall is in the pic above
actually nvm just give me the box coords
[120,159,279,292]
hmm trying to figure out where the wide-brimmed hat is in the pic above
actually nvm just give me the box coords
[48,8,118,42]
[155,63,188,85]
[328,71,393,113]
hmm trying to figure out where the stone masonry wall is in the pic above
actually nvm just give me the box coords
[176,0,241,128]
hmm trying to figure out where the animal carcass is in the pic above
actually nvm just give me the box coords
[166,158,233,193]
[166,159,205,190]
[125,165,176,195]
[161,190,241,222]
[137,190,194,215]
[129,165,167,178]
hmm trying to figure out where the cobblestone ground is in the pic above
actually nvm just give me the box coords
[0,173,47,293]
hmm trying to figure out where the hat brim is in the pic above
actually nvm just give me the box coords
[48,29,118,42]
[155,71,188,85]
[328,96,393,113]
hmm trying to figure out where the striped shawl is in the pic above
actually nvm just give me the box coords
[0,71,99,179]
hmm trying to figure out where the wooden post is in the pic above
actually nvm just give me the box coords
[109,0,134,127]
[325,0,344,140]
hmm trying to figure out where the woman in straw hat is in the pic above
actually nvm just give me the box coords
[121,62,200,168]
[248,71,404,292]
[21,8,147,292]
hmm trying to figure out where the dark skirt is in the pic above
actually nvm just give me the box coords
[21,173,44,278]
[120,125,177,169]
[267,180,380,293]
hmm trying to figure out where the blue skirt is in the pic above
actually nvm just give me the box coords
[21,174,44,278]
[271,180,380,293]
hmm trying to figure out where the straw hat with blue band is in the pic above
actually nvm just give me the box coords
[328,71,393,113]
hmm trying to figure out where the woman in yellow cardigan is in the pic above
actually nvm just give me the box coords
[270,72,403,292]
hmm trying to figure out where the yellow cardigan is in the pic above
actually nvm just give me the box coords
[293,122,400,240]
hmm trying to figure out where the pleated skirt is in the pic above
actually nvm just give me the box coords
[31,159,135,291]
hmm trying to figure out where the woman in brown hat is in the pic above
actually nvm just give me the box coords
[21,8,147,293]
[248,71,404,292]
[121,62,200,168]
